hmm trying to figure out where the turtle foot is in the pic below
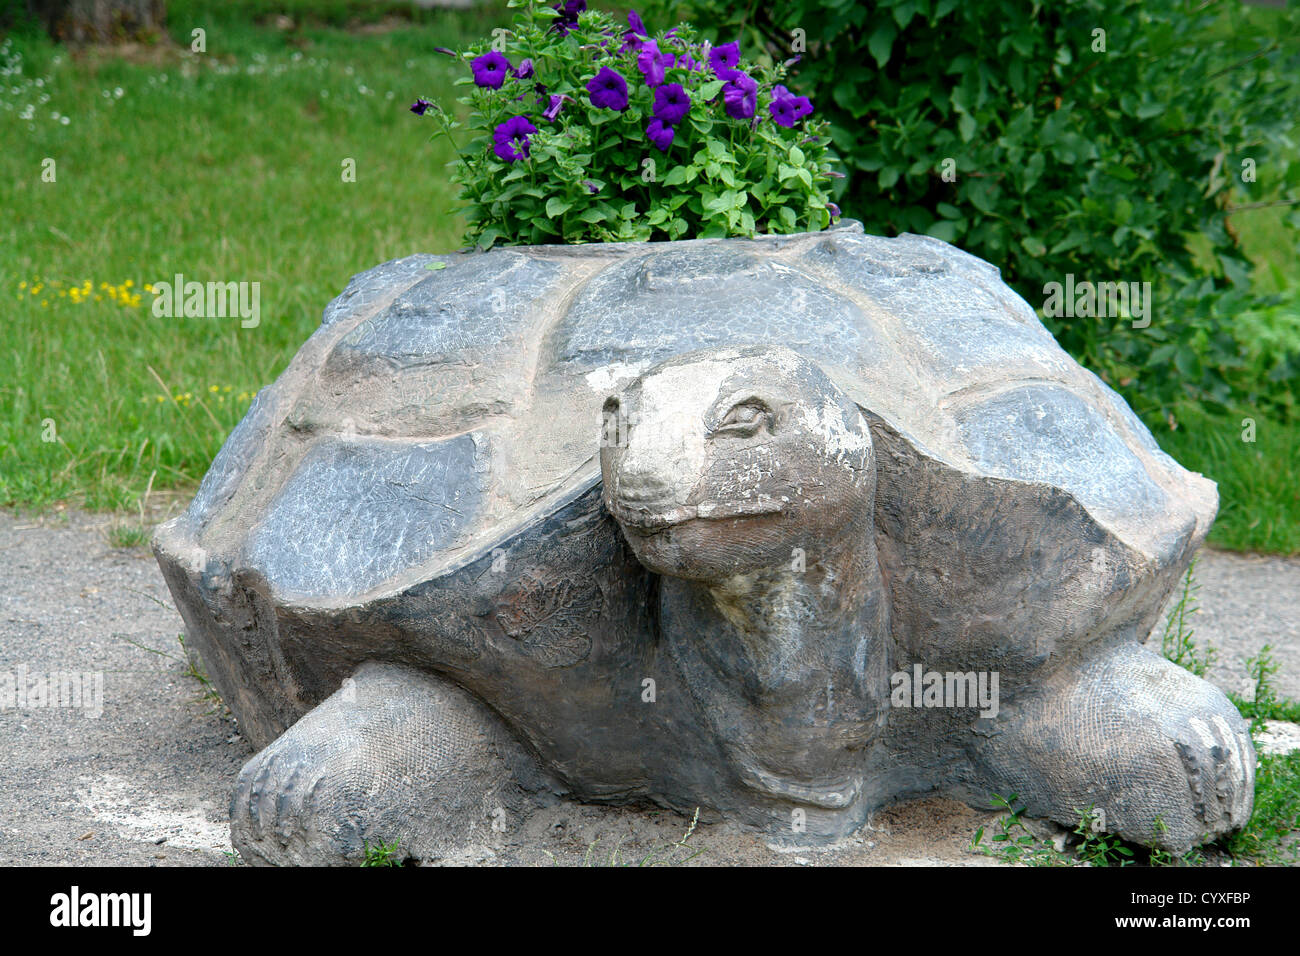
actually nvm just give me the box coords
[230,661,549,866]
[969,643,1254,854]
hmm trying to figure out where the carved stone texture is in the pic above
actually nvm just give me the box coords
[153,223,1249,864]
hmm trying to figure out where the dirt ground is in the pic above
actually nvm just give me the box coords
[1,505,1295,866]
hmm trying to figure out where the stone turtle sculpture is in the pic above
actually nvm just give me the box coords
[152,223,1253,864]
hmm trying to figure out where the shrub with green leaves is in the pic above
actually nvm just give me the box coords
[645,0,1300,424]
[411,0,839,248]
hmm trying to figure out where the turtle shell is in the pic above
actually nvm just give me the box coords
[153,222,1215,753]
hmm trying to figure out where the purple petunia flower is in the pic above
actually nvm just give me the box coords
[720,69,757,119]
[708,41,740,73]
[653,83,690,125]
[471,51,510,89]
[771,84,814,121]
[627,9,648,37]
[552,0,586,35]
[409,98,432,116]
[827,202,841,220]
[583,179,600,194]
[638,55,664,86]
[492,114,536,162]
[587,66,629,111]
[769,96,796,128]
[542,93,571,122]
[785,94,813,119]
[619,34,649,55]
[512,58,535,79]
[646,117,675,151]
[768,84,813,126]
[637,41,672,87]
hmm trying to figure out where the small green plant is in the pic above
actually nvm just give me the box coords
[361,839,408,867]
[1221,644,1300,864]
[1226,750,1300,865]
[1069,806,1135,867]
[972,795,1204,866]
[176,633,224,711]
[1146,816,1206,867]
[1227,644,1300,727]
[1159,560,1215,677]
[972,794,1073,866]
[116,629,224,713]
[107,472,157,549]
[413,0,838,249]
[108,522,150,548]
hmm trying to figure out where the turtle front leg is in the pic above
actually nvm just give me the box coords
[967,643,1254,854]
[231,661,551,866]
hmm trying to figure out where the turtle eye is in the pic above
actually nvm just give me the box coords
[711,397,773,438]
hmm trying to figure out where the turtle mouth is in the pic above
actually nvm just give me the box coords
[611,503,696,534]
[609,498,785,534]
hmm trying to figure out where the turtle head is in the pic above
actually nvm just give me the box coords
[600,345,875,582]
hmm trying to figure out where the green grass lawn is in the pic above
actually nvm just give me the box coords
[0,5,494,509]
[0,3,1296,555]
[1158,409,1300,556]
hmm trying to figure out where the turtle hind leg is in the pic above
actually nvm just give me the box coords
[967,643,1254,854]
[231,661,552,866]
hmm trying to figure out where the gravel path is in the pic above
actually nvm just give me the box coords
[1,506,1295,866]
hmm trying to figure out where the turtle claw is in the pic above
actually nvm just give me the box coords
[232,729,343,863]
[1173,712,1255,837]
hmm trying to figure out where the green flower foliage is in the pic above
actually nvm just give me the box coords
[645,0,1300,423]
[414,0,839,249]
